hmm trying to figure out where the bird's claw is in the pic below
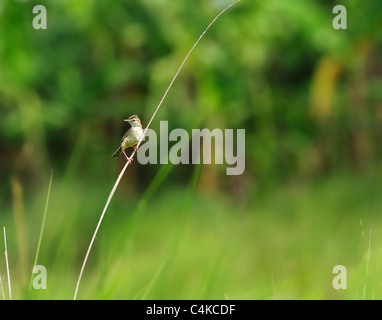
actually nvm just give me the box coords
[123,151,134,164]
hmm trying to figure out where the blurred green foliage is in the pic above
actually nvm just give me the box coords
[1,0,381,187]
[0,0,382,299]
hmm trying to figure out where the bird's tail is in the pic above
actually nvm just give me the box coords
[111,146,122,158]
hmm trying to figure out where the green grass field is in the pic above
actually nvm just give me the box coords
[1,165,381,300]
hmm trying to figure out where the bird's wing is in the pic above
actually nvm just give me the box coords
[121,128,132,142]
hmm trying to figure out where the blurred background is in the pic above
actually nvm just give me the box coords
[0,0,382,299]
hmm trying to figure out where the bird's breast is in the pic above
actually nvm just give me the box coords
[122,127,143,149]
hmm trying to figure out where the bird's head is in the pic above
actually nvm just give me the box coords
[124,115,141,127]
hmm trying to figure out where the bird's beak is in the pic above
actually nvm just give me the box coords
[124,119,129,122]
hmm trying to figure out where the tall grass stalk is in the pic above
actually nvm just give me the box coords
[0,273,5,300]
[28,170,54,295]
[364,230,372,299]
[360,219,372,299]
[3,227,12,300]
[137,257,169,299]
[73,0,241,300]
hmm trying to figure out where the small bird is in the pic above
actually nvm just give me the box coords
[112,115,143,163]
